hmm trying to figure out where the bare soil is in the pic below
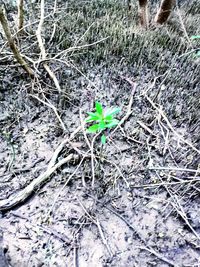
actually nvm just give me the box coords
[0,0,200,266]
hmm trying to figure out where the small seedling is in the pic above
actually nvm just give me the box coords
[85,101,120,144]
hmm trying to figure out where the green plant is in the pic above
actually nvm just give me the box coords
[85,101,120,144]
[191,35,200,57]
[191,35,200,40]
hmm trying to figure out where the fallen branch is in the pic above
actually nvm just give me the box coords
[0,154,78,211]
[0,125,82,211]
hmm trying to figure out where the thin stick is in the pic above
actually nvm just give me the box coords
[48,0,57,43]
[101,157,130,188]
[44,156,85,222]
[176,7,192,45]
[137,120,156,137]
[144,94,200,155]
[138,246,178,267]
[10,211,71,245]
[78,201,112,256]
[149,166,200,174]
[53,37,109,59]
[88,193,177,266]
[91,132,101,188]
[73,246,78,267]
[29,94,66,131]
[131,179,200,188]
[96,219,113,256]
[17,0,24,32]
[110,76,136,136]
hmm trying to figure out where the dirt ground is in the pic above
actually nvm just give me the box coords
[0,0,200,266]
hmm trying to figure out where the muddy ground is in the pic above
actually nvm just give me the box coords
[0,0,200,266]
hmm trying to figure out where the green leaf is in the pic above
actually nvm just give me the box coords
[101,134,106,144]
[85,117,95,122]
[104,115,113,121]
[87,112,98,117]
[95,102,103,115]
[106,119,119,128]
[196,51,200,57]
[104,107,120,117]
[87,124,100,133]
[85,115,100,122]
[99,121,106,130]
[191,35,200,40]
[85,111,102,122]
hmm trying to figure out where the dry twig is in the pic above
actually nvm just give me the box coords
[144,94,200,155]
[17,0,24,32]
[87,194,177,266]
[110,76,136,136]
[44,156,86,222]
[137,246,178,267]
[78,200,113,256]
[149,166,200,174]
[29,94,66,131]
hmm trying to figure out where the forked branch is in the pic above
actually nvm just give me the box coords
[0,5,34,76]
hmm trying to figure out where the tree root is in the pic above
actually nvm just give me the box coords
[0,5,34,76]
[0,154,79,211]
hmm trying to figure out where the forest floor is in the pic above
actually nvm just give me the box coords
[0,0,200,266]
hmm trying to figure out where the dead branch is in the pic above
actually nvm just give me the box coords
[36,0,61,93]
[96,219,113,256]
[0,5,34,76]
[0,154,78,211]
[48,126,82,169]
[137,120,156,137]
[0,123,84,211]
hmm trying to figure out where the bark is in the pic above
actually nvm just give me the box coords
[155,0,175,24]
